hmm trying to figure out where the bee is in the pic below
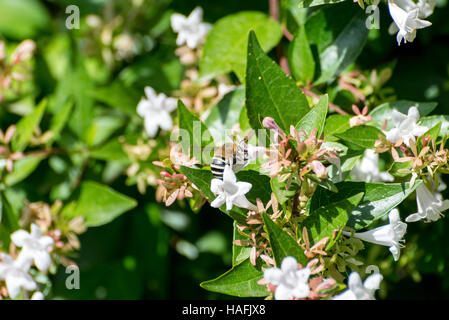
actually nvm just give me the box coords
[210,135,251,180]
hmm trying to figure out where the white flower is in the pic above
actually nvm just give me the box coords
[0,253,36,299]
[406,183,449,223]
[263,256,311,300]
[384,106,428,147]
[344,209,407,261]
[137,86,177,138]
[416,0,437,18]
[388,0,432,45]
[333,271,383,300]
[31,291,44,300]
[11,223,54,272]
[351,149,394,183]
[210,165,257,211]
[171,7,212,49]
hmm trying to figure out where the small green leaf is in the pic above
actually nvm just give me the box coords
[288,25,315,83]
[65,181,137,227]
[323,114,351,142]
[89,139,130,164]
[200,11,282,82]
[262,212,307,266]
[87,81,141,115]
[246,31,309,132]
[4,155,43,186]
[417,121,441,149]
[420,115,449,138]
[0,192,19,249]
[12,98,47,152]
[85,116,124,147]
[271,177,300,205]
[200,258,267,297]
[303,192,364,244]
[295,94,328,137]
[335,125,384,149]
[232,221,251,266]
[47,100,73,145]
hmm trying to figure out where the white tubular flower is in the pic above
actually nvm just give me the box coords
[351,149,394,183]
[388,0,432,45]
[384,106,428,147]
[333,271,383,300]
[210,165,257,211]
[344,209,407,261]
[170,7,212,49]
[406,184,449,223]
[11,223,54,272]
[136,86,177,138]
[263,256,311,300]
[0,253,36,299]
[416,0,437,18]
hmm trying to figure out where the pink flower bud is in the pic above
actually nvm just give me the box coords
[11,40,36,64]
[262,117,285,137]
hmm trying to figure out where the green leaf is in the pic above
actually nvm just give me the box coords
[298,0,347,8]
[177,100,214,163]
[323,114,351,142]
[262,212,307,266]
[369,101,438,130]
[200,11,283,82]
[420,115,449,137]
[0,192,19,249]
[47,100,73,145]
[313,9,369,84]
[246,31,309,132]
[295,94,328,137]
[4,155,43,186]
[89,139,130,164]
[309,181,422,230]
[303,192,364,244]
[200,258,267,297]
[417,121,441,149]
[388,160,412,178]
[232,221,251,266]
[288,25,315,83]
[335,125,384,149]
[12,98,47,152]
[236,171,271,205]
[87,81,141,115]
[0,0,50,39]
[85,116,124,147]
[271,177,300,205]
[66,181,137,227]
[205,86,245,143]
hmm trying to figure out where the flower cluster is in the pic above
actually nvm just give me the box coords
[0,224,53,299]
[0,39,35,103]
[387,0,436,45]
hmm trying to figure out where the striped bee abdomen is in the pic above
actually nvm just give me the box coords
[211,157,227,179]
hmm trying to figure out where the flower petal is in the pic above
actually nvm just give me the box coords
[11,230,30,247]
